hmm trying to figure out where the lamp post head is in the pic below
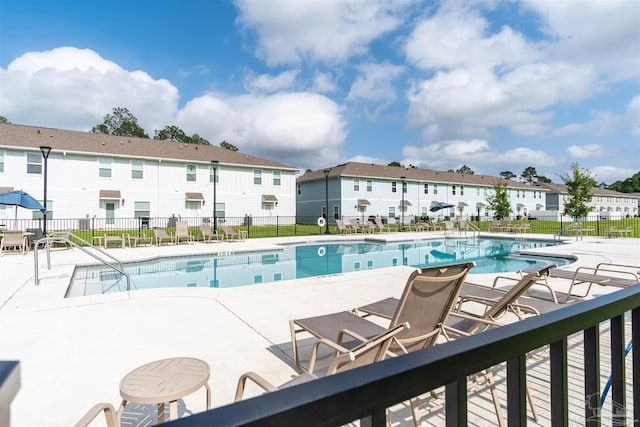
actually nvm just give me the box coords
[323,169,330,177]
[211,160,219,168]
[40,146,52,158]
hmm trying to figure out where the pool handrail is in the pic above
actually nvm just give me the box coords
[34,232,131,291]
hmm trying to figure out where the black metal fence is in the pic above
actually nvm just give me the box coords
[0,214,638,242]
[164,286,639,427]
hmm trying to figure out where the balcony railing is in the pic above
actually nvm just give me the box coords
[163,285,639,427]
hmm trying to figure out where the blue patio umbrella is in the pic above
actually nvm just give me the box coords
[0,190,46,229]
[430,202,455,212]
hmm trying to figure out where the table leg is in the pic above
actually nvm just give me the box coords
[205,382,212,409]
[158,402,165,423]
[169,400,178,420]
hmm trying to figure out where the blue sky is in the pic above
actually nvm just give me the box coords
[1,0,638,184]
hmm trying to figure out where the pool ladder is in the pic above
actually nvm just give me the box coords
[33,232,131,291]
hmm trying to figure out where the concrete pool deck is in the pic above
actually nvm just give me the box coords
[0,231,638,426]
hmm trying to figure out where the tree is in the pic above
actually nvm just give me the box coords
[190,134,210,145]
[0,116,9,124]
[220,140,239,151]
[499,171,516,180]
[521,166,538,184]
[456,165,474,174]
[560,162,596,220]
[154,125,188,142]
[486,180,512,219]
[91,107,149,138]
[388,161,402,167]
[608,172,640,193]
[537,175,552,183]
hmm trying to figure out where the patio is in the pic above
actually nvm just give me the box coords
[0,232,638,426]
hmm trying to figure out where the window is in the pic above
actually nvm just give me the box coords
[0,151,4,173]
[209,165,218,183]
[134,201,150,218]
[215,202,226,221]
[353,178,360,191]
[131,160,143,179]
[367,179,372,192]
[517,190,520,198]
[452,185,456,195]
[33,200,52,219]
[434,184,438,195]
[388,206,395,219]
[353,262,361,271]
[460,186,464,196]
[27,153,42,174]
[367,260,373,270]
[98,158,112,178]
[273,273,282,281]
[253,275,263,284]
[333,205,339,220]
[297,184,301,195]
[253,169,262,185]
[424,183,428,194]
[186,164,196,182]
[402,181,407,193]
[392,181,397,193]
[273,170,281,186]
[477,187,481,196]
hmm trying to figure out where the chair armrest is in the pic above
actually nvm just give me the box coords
[74,402,119,427]
[308,338,352,373]
[234,371,278,401]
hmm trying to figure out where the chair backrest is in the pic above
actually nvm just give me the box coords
[501,218,511,227]
[176,221,189,235]
[154,229,171,239]
[2,231,24,245]
[199,225,213,237]
[389,262,475,353]
[483,264,557,321]
[349,219,360,228]
[444,220,455,231]
[335,219,347,231]
[328,322,409,374]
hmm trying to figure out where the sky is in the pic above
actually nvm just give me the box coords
[0,0,639,184]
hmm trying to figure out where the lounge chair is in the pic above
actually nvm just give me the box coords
[0,230,28,255]
[153,229,173,245]
[221,225,244,241]
[489,220,502,232]
[174,221,194,244]
[335,219,352,234]
[606,226,632,238]
[74,402,119,427]
[199,225,220,243]
[103,234,125,248]
[442,220,456,235]
[349,218,364,233]
[532,263,639,302]
[235,322,409,401]
[373,218,390,232]
[290,262,474,372]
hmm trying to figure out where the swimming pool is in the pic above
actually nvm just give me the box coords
[67,237,569,297]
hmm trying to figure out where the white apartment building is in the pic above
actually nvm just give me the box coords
[0,123,298,228]
[296,162,548,224]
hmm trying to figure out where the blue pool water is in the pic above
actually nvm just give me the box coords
[67,237,568,297]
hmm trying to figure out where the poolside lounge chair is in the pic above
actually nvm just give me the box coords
[335,219,352,234]
[373,217,390,232]
[531,263,639,302]
[103,234,125,248]
[0,230,28,255]
[605,226,632,238]
[153,229,174,245]
[489,220,502,232]
[199,225,220,243]
[290,262,474,372]
[235,322,408,401]
[174,221,194,244]
[349,218,364,233]
[221,225,244,241]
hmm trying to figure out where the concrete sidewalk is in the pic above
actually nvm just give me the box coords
[1,233,638,426]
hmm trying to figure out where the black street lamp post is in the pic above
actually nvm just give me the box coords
[211,160,219,233]
[400,176,406,231]
[39,146,52,236]
[323,169,331,234]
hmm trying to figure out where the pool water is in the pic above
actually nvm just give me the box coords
[67,237,568,297]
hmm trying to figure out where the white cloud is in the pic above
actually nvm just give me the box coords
[628,96,640,138]
[234,0,409,66]
[244,70,299,92]
[177,91,347,168]
[0,47,178,132]
[567,144,605,159]
[402,139,555,172]
[311,71,337,93]
[347,62,404,103]
[591,166,638,183]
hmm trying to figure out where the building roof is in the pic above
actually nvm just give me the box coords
[0,123,298,171]
[535,182,632,197]
[297,161,541,190]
